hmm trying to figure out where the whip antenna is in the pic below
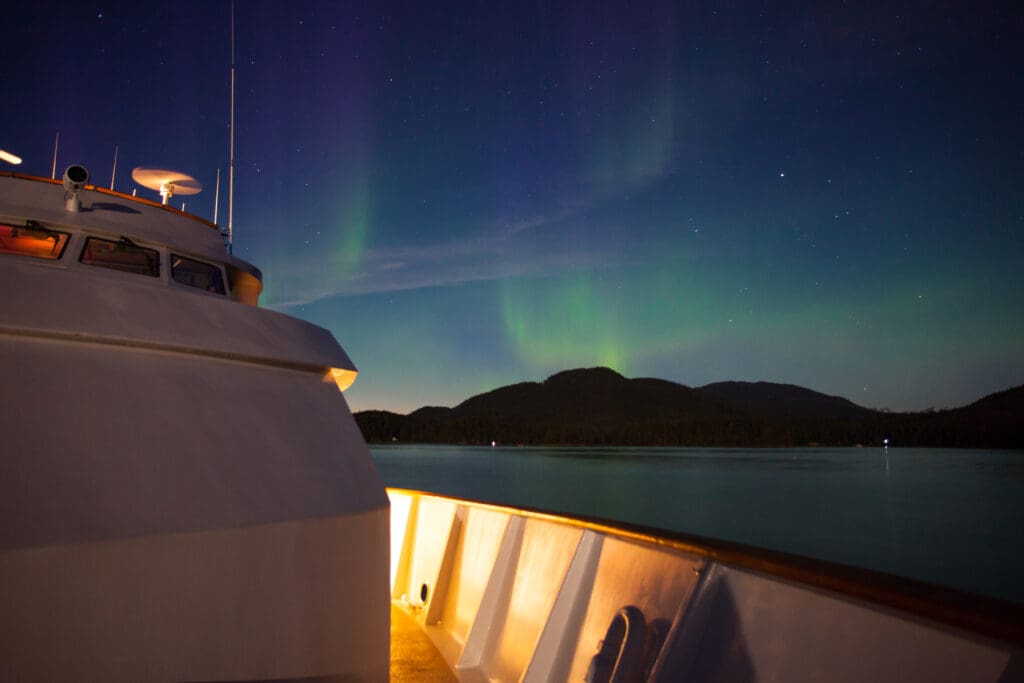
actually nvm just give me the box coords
[228,0,236,254]
[213,167,221,225]
[51,131,59,179]
[110,145,119,190]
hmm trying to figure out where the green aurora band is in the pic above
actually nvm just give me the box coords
[330,172,371,279]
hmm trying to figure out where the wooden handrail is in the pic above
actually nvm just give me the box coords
[388,487,1024,647]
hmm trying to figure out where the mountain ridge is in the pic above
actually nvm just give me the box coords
[354,368,1023,448]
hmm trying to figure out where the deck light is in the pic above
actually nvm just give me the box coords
[63,165,89,212]
[326,367,358,392]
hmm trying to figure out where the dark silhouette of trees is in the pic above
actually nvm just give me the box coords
[353,368,1024,449]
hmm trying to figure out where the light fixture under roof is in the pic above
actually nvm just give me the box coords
[131,167,202,205]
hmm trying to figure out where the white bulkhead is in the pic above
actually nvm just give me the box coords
[0,173,389,681]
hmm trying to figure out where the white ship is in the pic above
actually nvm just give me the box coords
[0,167,387,680]
[1,168,1022,681]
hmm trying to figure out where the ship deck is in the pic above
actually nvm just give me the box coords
[391,605,456,682]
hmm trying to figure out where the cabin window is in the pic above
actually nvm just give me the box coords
[0,223,69,260]
[171,254,226,294]
[80,237,159,277]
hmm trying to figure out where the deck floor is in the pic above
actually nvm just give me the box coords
[390,605,458,682]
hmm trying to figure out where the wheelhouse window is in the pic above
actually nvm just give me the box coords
[171,254,226,294]
[80,237,159,277]
[0,222,69,260]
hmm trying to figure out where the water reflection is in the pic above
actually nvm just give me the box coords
[372,444,1024,604]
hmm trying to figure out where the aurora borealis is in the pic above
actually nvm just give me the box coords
[4,2,1022,413]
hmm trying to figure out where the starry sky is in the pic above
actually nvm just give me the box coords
[3,2,1022,413]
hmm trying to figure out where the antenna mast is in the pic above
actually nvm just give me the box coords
[213,167,221,225]
[51,131,59,179]
[110,145,119,190]
[228,0,236,254]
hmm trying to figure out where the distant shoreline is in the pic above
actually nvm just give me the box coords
[354,368,1023,450]
[369,442,902,449]
[363,439,1022,450]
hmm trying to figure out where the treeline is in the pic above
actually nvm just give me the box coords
[355,410,1021,448]
[353,368,1023,449]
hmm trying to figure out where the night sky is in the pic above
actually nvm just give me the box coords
[4,2,1022,414]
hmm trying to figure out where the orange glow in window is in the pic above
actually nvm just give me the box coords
[0,223,69,260]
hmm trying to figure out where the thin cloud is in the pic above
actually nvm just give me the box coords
[264,220,621,308]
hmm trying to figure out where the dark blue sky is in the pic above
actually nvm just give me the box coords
[4,1,1022,412]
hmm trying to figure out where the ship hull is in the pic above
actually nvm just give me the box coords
[0,510,388,681]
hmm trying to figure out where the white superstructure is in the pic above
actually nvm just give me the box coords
[0,171,389,681]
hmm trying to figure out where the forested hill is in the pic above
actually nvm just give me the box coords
[698,381,875,419]
[354,368,1023,448]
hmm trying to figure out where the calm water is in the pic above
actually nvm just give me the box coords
[371,445,1024,605]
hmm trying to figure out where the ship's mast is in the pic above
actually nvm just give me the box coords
[228,0,236,254]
